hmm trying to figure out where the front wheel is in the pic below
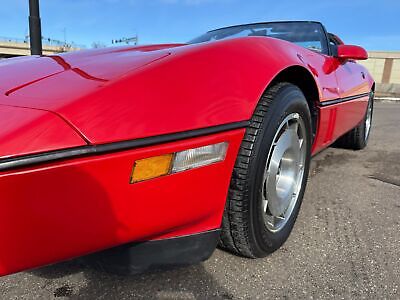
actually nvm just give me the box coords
[219,82,312,258]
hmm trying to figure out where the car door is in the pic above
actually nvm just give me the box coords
[329,34,370,141]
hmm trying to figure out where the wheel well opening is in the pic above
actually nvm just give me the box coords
[270,66,320,140]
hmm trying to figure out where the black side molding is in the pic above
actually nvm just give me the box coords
[0,121,249,172]
[84,229,221,275]
[319,92,370,107]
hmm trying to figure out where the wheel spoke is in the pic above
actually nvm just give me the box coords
[298,138,304,149]
[262,199,268,213]
[290,120,299,133]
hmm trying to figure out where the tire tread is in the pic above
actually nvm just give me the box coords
[218,82,290,258]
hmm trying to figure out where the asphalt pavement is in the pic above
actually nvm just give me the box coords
[1,102,399,299]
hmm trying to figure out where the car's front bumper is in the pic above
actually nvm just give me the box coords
[0,127,245,276]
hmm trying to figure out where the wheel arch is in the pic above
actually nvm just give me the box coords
[268,65,320,141]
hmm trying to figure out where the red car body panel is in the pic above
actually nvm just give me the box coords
[0,129,244,275]
[0,103,86,159]
[0,34,374,276]
[313,96,370,151]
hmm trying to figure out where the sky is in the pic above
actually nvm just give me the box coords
[0,0,399,50]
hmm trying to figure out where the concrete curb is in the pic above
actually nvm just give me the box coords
[374,97,400,102]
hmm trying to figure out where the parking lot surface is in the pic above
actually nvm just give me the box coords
[0,102,399,299]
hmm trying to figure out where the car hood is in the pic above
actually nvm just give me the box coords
[0,44,187,145]
[0,44,183,96]
[0,103,86,160]
[0,38,274,147]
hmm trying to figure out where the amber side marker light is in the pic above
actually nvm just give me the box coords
[130,142,229,183]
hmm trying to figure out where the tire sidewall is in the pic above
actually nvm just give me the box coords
[248,85,312,255]
[357,91,374,149]
[363,92,374,143]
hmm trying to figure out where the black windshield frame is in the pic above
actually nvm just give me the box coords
[189,21,331,56]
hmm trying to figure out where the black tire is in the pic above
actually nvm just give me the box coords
[334,91,374,150]
[219,82,312,258]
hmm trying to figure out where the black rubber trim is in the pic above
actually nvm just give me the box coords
[319,92,370,107]
[0,121,249,172]
[85,229,221,275]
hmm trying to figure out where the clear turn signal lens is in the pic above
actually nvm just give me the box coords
[171,142,228,173]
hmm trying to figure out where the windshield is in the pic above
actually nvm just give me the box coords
[189,22,329,54]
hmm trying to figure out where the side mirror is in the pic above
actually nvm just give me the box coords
[336,45,368,60]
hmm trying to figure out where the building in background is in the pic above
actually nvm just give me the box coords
[0,37,80,59]
[355,51,399,98]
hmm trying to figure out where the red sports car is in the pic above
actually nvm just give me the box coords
[0,21,374,276]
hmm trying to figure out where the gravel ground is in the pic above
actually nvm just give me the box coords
[1,102,399,300]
